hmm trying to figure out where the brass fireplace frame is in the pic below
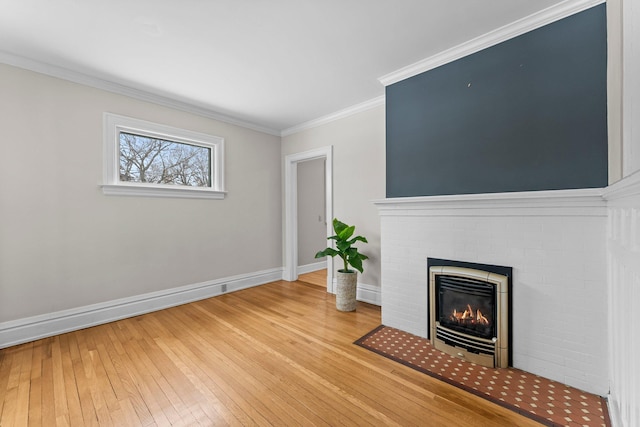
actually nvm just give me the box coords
[429,266,509,368]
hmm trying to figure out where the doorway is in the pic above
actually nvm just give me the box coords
[284,146,333,291]
[296,158,326,274]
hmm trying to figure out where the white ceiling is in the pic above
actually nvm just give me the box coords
[0,0,567,134]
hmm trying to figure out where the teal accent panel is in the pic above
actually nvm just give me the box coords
[386,4,608,197]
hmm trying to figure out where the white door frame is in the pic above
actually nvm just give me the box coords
[284,146,334,292]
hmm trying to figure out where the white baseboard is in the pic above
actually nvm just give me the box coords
[356,282,382,306]
[297,261,326,275]
[0,268,283,349]
[606,395,622,427]
[305,276,382,306]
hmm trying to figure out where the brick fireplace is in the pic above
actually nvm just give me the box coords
[375,188,608,396]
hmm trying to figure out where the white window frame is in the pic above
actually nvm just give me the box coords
[101,113,226,199]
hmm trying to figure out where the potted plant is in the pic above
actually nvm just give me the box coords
[315,218,368,311]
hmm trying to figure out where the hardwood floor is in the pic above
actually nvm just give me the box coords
[298,269,327,287]
[0,280,543,426]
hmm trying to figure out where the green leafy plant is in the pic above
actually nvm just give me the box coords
[315,218,368,273]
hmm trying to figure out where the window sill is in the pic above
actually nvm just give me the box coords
[100,184,226,199]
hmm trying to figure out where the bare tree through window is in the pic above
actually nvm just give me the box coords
[119,132,211,187]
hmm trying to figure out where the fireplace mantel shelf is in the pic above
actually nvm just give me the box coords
[373,187,607,217]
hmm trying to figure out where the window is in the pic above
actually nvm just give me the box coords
[102,113,225,199]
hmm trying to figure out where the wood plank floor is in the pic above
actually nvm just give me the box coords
[0,280,544,426]
[297,269,327,288]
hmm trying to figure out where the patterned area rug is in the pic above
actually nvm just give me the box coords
[355,326,610,427]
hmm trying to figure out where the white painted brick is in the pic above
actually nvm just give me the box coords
[607,189,640,424]
[378,192,608,395]
[515,355,567,386]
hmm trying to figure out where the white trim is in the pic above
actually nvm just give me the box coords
[297,261,327,276]
[356,282,382,306]
[2,50,384,139]
[603,169,640,201]
[378,0,605,86]
[284,147,334,291]
[622,0,640,175]
[0,51,281,136]
[606,396,623,427]
[281,96,385,137]
[102,113,226,199]
[100,184,226,199]
[373,188,607,217]
[0,268,283,349]
[605,170,640,427]
[329,277,380,306]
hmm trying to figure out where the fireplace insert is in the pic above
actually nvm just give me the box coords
[429,262,510,368]
[437,275,496,341]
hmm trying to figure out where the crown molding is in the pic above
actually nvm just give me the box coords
[281,95,385,137]
[378,0,605,87]
[0,51,281,136]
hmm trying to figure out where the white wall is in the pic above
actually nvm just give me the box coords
[620,0,640,176]
[282,106,385,292]
[607,0,623,183]
[606,176,640,427]
[297,158,326,267]
[0,64,282,325]
[606,1,640,425]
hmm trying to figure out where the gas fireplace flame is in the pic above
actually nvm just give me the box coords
[450,304,489,325]
[476,309,489,325]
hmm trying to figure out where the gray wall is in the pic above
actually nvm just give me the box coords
[0,64,282,322]
[282,106,385,290]
[386,5,608,197]
[297,158,326,267]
